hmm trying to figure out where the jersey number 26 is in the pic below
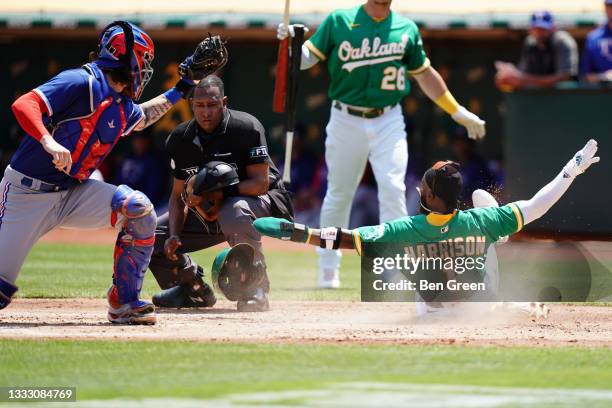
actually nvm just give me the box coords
[381,66,406,91]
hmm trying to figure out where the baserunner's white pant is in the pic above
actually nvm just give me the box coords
[318,103,408,276]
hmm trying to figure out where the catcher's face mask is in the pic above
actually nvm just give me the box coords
[182,174,220,223]
[96,21,154,101]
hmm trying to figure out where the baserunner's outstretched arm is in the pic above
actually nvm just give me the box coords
[253,219,358,250]
[255,140,600,249]
[516,139,599,225]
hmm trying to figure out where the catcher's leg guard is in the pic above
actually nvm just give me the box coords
[109,185,157,323]
[0,277,18,310]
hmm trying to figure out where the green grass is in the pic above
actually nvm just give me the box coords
[0,340,611,400]
[8,243,612,404]
[17,243,361,300]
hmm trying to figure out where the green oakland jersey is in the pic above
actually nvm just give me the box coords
[353,203,524,262]
[306,5,429,108]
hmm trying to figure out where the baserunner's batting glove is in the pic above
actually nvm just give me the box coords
[253,217,310,243]
[563,139,600,178]
[276,23,309,40]
[451,106,486,140]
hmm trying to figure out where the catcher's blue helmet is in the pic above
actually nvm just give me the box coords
[95,21,154,100]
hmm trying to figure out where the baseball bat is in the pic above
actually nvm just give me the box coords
[272,0,291,113]
[282,24,304,185]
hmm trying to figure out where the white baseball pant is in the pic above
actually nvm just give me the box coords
[318,103,408,278]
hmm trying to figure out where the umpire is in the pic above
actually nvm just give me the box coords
[148,75,293,312]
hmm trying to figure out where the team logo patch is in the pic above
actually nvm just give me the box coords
[441,225,449,234]
[360,225,385,241]
[250,146,268,158]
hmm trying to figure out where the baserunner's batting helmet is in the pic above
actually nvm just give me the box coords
[211,244,267,301]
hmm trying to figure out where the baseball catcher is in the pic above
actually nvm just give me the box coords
[148,76,293,312]
[1,21,228,325]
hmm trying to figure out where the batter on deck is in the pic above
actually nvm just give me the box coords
[0,22,227,324]
[278,0,486,288]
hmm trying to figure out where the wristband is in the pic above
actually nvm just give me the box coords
[290,223,310,243]
[434,90,460,115]
[222,183,240,197]
[174,78,196,100]
[319,227,342,250]
[163,88,182,105]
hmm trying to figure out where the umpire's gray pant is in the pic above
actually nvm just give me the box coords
[148,195,272,288]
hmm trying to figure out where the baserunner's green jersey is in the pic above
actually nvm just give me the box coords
[353,204,524,260]
[306,5,430,108]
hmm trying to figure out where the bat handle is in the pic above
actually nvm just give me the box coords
[282,130,294,184]
[283,0,291,27]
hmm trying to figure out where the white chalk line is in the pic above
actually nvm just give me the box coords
[11,382,612,408]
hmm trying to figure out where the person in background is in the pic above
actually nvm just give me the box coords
[450,130,499,208]
[582,0,612,83]
[114,129,169,211]
[495,11,578,90]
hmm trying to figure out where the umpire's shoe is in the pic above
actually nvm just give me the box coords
[237,287,270,312]
[152,282,217,309]
[152,265,217,309]
[107,285,157,325]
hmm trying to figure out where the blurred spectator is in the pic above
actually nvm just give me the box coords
[113,131,169,211]
[451,129,502,208]
[495,11,578,90]
[581,0,612,83]
[279,135,321,226]
[349,165,379,228]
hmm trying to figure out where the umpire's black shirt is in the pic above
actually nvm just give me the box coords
[166,108,282,189]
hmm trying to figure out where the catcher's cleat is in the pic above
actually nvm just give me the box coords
[107,300,156,325]
[237,288,270,312]
[152,282,217,309]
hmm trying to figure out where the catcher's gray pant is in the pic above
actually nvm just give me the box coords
[0,165,117,284]
[148,195,272,288]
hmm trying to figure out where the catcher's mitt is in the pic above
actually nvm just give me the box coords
[179,33,228,81]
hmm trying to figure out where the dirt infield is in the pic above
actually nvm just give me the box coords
[1,299,611,347]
